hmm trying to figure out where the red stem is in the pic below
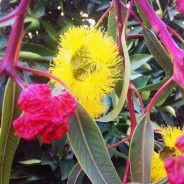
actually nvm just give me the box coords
[122,159,130,184]
[127,33,144,39]
[95,2,114,28]
[167,26,184,43]
[120,1,144,27]
[135,0,184,64]
[121,1,135,183]
[129,82,144,113]
[114,0,124,54]
[16,65,68,89]
[147,77,174,114]
[127,90,137,139]
[107,136,130,150]
[0,0,30,88]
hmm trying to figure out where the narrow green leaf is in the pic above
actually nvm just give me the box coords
[68,104,121,184]
[20,51,51,62]
[67,163,85,184]
[21,43,55,56]
[130,54,152,71]
[0,79,21,184]
[138,78,169,92]
[155,82,175,106]
[41,20,59,42]
[130,115,154,183]
[107,8,117,42]
[97,30,130,122]
[143,27,173,77]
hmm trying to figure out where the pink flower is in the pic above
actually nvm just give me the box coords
[165,156,184,184]
[176,134,184,152]
[13,84,77,144]
[176,0,184,13]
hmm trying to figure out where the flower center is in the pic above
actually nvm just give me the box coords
[71,46,99,81]
[159,146,176,161]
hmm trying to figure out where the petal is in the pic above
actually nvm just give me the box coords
[40,119,69,144]
[18,84,52,113]
[53,90,77,118]
[176,134,184,152]
[13,113,51,140]
[165,156,184,184]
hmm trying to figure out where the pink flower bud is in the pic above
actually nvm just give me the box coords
[176,134,184,152]
[13,84,77,144]
[165,156,184,184]
[176,0,184,13]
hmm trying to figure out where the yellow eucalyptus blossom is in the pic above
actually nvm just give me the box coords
[160,126,184,154]
[151,152,166,182]
[50,26,121,118]
[151,126,184,182]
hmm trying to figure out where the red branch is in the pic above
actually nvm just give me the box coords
[95,2,114,28]
[107,136,130,150]
[147,78,174,114]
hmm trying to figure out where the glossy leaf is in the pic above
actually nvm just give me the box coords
[107,8,117,42]
[138,78,169,92]
[155,82,175,106]
[130,115,154,183]
[0,79,21,184]
[143,27,173,77]
[130,54,152,71]
[68,104,121,184]
[67,163,85,184]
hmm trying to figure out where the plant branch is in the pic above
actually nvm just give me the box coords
[107,136,130,150]
[135,0,184,64]
[147,77,174,115]
[16,65,68,89]
[95,2,114,28]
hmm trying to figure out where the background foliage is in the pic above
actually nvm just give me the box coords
[0,0,184,183]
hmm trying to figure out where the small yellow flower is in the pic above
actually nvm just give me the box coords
[151,126,184,182]
[160,126,184,154]
[151,152,167,182]
[50,26,121,118]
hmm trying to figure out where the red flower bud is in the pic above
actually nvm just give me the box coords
[13,84,77,144]
[176,0,184,13]
[165,156,184,184]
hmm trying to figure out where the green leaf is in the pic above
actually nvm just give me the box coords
[41,20,59,43]
[97,29,130,122]
[19,51,51,62]
[68,104,121,184]
[60,160,75,181]
[0,79,21,184]
[130,54,152,71]
[24,16,40,31]
[143,27,173,77]
[155,82,175,106]
[21,43,55,56]
[138,78,169,92]
[130,115,154,183]
[67,163,85,184]
[107,8,117,42]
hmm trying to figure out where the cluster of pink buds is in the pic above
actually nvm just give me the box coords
[13,84,77,144]
[165,134,184,184]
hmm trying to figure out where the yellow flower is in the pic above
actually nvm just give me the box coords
[160,126,184,154]
[50,26,121,118]
[151,126,184,182]
[151,152,167,182]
